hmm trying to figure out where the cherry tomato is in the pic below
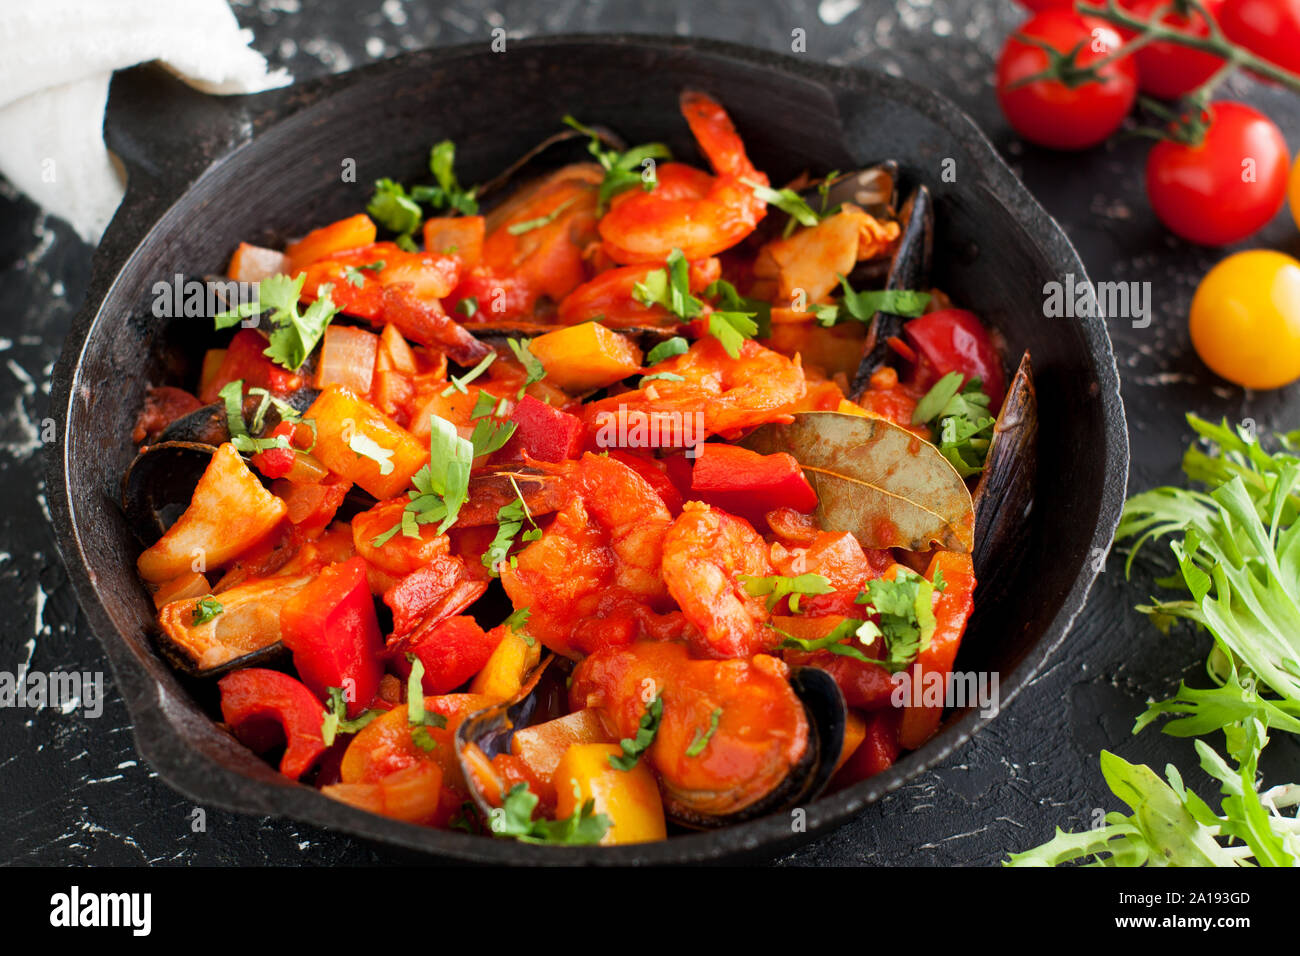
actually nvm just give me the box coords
[996,11,1139,150]
[1119,0,1226,99]
[1291,155,1300,230]
[1220,0,1300,78]
[1189,250,1300,390]
[1145,102,1290,246]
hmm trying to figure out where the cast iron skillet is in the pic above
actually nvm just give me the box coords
[47,35,1128,864]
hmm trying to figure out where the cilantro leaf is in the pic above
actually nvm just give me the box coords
[741,177,821,238]
[191,597,223,626]
[912,371,996,478]
[404,655,449,749]
[608,694,663,771]
[707,311,758,360]
[562,115,673,212]
[832,275,931,324]
[320,686,384,747]
[632,248,703,320]
[506,197,577,236]
[685,708,723,758]
[367,178,422,235]
[705,278,771,338]
[213,273,340,372]
[506,337,546,397]
[490,783,610,846]
[482,479,540,576]
[644,336,689,365]
[741,572,834,612]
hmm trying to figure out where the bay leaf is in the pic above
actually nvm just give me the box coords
[742,411,974,552]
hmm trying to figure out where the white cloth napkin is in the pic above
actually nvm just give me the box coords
[0,0,291,243]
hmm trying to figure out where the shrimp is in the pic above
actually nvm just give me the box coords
[481,163,603,305]
[598,91,769,264]
[583,335,806,441]
[499,452,681,658]
[661,501,779,659]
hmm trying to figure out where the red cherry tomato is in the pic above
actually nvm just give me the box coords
[1220,0,1300,78]
[996,11,1139,150]
[903,309,1007,410]
[1145,101,1291,246]
[1120,0,1227,99]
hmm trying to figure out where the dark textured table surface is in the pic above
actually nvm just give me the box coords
[2,0,1299,866]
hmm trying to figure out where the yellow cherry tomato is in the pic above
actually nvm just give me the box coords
[1189,250,1300,390]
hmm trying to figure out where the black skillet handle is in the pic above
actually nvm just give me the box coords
[96,63,344,264]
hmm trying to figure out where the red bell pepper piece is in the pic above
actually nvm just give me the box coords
[689,443,818,527]
[217,668,328,780]
[903,308,1006,410]
[382,553,488,640]
[199,328,305,404]
[607,449,683,515]
[250,421,297,479]
[280,557,385,717]
[898,550,976,750]
[833,707,903,787]
[492,394,585,464]
[393,615,504,695]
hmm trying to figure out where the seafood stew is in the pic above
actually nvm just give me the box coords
[121,89,1035,847]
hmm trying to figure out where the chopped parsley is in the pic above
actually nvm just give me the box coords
[490,782,610,845]
[214,273,340,372]
[503,606,536,647]
[367,178,422,235]
[685,708,723,757]
[706,278,771,338]
[562,115,673,212]
[853,570,939,671]
[348,432,395,475]
[371,417,474,545]
[608,694,663,771]
[506,337,547,398]
[741,572,834,613]
[911,371,996,478]
[405,655,449,751]
[741,177,822,237]
[644,336,689,365]
[707,312,759,360]
[632,248,703,320]
[506,197,577,236]
[320,686,384,747]
[218,380,292,455]
[482,478,542,576]
[441,351,496,396]
[191,597,223,626]
[816,275,930,327]
[366,140,479,246]
[456,296,479,318]
[343,260,385,287]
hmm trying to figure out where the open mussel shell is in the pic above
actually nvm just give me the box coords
[455,655,565,819]
[809,160,899,221]
[663,665,847,830]
[154,385,318,447]
[850,183,934,399]
[121,440,217,546]
[972,351,1037,579]
[152,624,288,680]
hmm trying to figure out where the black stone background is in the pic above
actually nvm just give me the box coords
[1,0,1298,865]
